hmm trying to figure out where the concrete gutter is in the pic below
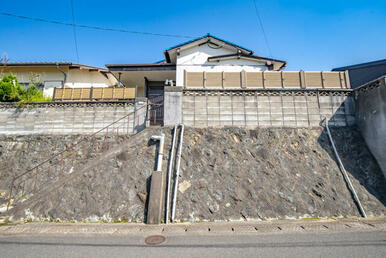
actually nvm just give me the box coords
[0,218,384,236]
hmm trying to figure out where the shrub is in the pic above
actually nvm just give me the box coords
[0,73,51,103]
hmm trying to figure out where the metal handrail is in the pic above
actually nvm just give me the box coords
[324,118,367,218]
[7,104,147,211]
[12,104,146,181]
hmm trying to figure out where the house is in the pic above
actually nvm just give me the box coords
[106,34,286,98]
[0,62,118,97]
[332,59,386,88]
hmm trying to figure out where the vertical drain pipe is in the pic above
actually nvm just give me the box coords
[165,125,177,224]
[147,133,165,224]
[151,133,165,172]
[171,124,184,222]
[325,118,367,218]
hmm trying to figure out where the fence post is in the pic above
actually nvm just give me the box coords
[90,87,93,100]
[203,71,206,88]
[338,72,344,89]
[321,72,325,89]
[300,70,306,89]
[262,71,265,89]
[70,88,74,100]
[146,99,150,127]
[241,70,246,88]
[53,87,57,101]
[280,71,284,88]
[222,71,225,88]
[344,70,351,89]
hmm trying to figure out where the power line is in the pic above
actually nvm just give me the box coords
[252,0,272,57]
[0,11,195,39]
[70,0,79,62]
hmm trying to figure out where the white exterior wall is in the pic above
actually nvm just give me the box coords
[4,66,68,84]
[176,44,268,86]
[65,70,117,88]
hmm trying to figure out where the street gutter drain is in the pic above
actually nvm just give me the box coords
[145,235,166,245]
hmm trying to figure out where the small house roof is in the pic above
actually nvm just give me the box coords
[164,34,254,63]
[166,34,253,53]
[0,62,109,72]
[207,53,286,70]
[163,34,286,70]
[332,59,386,71]
[105,63,175,71]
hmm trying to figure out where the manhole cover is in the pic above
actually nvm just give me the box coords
[145,235,166,245]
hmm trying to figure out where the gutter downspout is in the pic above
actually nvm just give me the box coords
[56,63,67,88]
[151,133,165,172]
[171,124,184,222]
[325,118,367,218]
[165,125,177,223]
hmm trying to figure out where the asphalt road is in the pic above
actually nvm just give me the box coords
[0,230,385,258]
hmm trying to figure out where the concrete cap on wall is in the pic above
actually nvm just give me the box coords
[164,86,183,92]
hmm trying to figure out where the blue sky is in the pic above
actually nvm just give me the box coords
[1,0,385,70]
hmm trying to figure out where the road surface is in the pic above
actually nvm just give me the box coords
[0,218,385,257]
[0,230,385,257]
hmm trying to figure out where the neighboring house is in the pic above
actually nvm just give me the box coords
[106,34,286,98]
[332,59,386,88]
[0,62,118,97]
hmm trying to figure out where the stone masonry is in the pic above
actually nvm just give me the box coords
[1,127,385,222]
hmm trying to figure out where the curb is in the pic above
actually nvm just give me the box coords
[0,218,385,236]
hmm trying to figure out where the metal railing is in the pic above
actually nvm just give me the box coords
[6,104,147,211]
[148,95,164,126]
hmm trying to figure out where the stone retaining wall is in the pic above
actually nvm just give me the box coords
[2,127,385,222]
[0,100,147,135]
[182,89,355,127]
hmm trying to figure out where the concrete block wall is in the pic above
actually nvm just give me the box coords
[182,90,355,127]
[354,76,386,177]
[0,101,147,135]
[163,86,183,126]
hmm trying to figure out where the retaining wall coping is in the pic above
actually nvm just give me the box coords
[0,100,138,109]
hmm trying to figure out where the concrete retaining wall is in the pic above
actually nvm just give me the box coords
[0,100,147,135]
[182,89,355,127]
[355,76,386,177]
